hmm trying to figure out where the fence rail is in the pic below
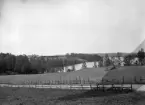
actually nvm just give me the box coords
[0,76,145,91]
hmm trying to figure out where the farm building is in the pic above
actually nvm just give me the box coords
[130,57,139,65]
[63,61,99,72]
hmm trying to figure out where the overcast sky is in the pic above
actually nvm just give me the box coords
[0,0,145,55]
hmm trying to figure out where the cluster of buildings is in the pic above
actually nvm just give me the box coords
[61,61,99,72]
[108,56,125,67]
[43,61,100,73]
[41,56,127,73]
[27,55,67,61]
[130,57,139,65]
[60,56,127,72]
[29,54,143,73]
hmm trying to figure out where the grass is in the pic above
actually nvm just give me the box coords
[0,67,107,84]
[0,87,145,105]
[1,66,145,104]
[1,66,145,85]
[103,66,145,84]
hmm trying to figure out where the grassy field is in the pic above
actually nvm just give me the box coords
[0,67,107,84]
[103,66,145,84]
[1,66,145,104]
[1,66,145,85]
[0,87,145,105]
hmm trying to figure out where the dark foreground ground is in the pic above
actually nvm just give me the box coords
[0,87,145,105]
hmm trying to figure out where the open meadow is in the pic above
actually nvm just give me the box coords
[0,87,145,105]
[1,66,145,85]
[0,67,107,84]
[0,66,145,104]
[103,66,145,84]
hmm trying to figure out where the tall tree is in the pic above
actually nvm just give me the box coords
[14,55,31,74]
[4,54,16,72]
[0,53,6,73]
[137,48,145,65]
[104,54,112,67]
[117,52,121,60]
[124,53,137,66]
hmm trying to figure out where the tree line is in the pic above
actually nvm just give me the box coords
[1,49,144,75]
[102,49,145,69]
[124,48,145,66]
[0,53,102,75]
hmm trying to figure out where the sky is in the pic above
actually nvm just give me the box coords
[0,0,145,55]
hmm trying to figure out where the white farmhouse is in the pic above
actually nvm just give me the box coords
[63,61,99,72]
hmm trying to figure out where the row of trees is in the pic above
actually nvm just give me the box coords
[66,53,102,62]
[124,48,145,66]
[102,52,122,67]
[102,49,145,68]
[0,53,41,75]
[1,49,143,75]
[137,48,145,65]
[0,53,102,75]
[123,48,145,66]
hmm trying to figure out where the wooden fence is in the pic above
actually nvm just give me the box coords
[0,76,145,92]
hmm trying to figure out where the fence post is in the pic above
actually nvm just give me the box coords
[33,81,35,88]
[83,79,85,84]
[62,80,64,85]
[50,80,52,85]
[44,80,46,85]
[121,76,125,92]
[134,76,137,84]
[69,79,72,89]
[63,80,65,85]
[50,80,52,89]
[122,76,124,84]
[140,76,142,83]
[56,80,58,85]
[76,77,78,84]
[48,80,50,85]
[96,83,99,91]
[53,80,55,85]
[60,76,62,84]
[102,78,105,92]
[88,77,92,90]
[79,77,84,90]
[29,80,31,88]
[59,76,62,89]
[130,82,132,91]
[112,84,114,91]
[95,79,99,91]
[79,76,81,84]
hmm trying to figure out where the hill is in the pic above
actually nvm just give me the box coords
[97,53,129,57]
[103,66,145,84]
[134,39,145,52]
